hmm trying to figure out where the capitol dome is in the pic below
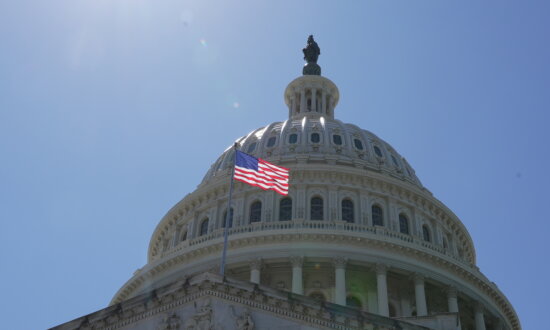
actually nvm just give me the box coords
[107,38,519,330]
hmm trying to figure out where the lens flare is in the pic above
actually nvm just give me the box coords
[200,39,207,47]
[233,102,240,109]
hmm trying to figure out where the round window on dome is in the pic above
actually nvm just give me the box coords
[353,138,364,150]
[267,136,276,147]
[311,133,320,143]
[288,133,298,144]
[247,142,257,153]
[374,146,383,157]
[332,134,342,145]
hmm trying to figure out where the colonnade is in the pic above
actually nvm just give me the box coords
[244,257,497,330]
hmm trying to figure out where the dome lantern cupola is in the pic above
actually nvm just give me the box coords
[284,35,339,119]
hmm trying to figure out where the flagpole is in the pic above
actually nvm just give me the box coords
[220,142,238,277]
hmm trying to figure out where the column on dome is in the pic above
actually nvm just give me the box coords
[291,93,296,117]
[446,286,459,313]
[235,198,244,227]
[359,192,368,225]
[300,89,306,113]
[290,256,304,295]
[433,223,442,245]
[329,188,337,221]
[249,258,262,284]
[171,224,180,247]
[388,200,398,232]
[297,187,306,220]
[413,273,428,316]
[321,89,327,115]
[265,190,275,222]
[188,213,198,239]
[475,302,487,330]
[210,204,219,230]
[375,264,389,316]
[333,257,347,305]
[329,94,336,117]
[311,87,317,112]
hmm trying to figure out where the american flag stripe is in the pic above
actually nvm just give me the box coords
[234,166,289,188]
[234,150,289,195]
[234,174,288,195]
[256,167,288,181]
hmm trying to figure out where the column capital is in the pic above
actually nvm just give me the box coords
[413,273,425,285]
[375,263,388,275]
[475,300,485,313]
[332,256,348,269]
[289,256,304,268]
[445,286,458,298]
[249,258,262,271]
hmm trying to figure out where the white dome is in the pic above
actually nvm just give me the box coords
[111,71,519,330]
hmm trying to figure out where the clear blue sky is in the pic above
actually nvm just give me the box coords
[1,1,548,329]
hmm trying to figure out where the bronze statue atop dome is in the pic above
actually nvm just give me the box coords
[302,35,321,75]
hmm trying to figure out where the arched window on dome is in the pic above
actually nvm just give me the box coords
[309,292,326,302]
[247,142,257,153]
[346,296,362,309]
[249,201,262,223]
[341,199,354,223]
[372,205,384,226]
[199,218,209,236]
[181,230,187,242]
[333,134,343,145]
[422,224,431,242]
[399,213,409,234]
[311,133,320,144]
[222,208,234,228]
[267,136,276,148]
[288,133,298,144]
[443,236,449,250]
[279,197,292,221]
[310,196,324,220]
[354,138,364,150]
[374,146,383,158]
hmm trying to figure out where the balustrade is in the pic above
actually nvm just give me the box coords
[159,220,468,266]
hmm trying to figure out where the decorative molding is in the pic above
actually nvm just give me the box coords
[446,286,458,299]
[375,263,387,276]
[289,256,304,268]
[413,273,425,285]
[332,257,347,269]
[249,258,262,271]
[156,313,181,330]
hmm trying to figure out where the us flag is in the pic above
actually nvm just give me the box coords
[234,150,289,195]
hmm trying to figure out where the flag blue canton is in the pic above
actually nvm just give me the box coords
[235,150,259,171]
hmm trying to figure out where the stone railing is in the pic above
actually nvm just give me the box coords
[161,220,468,266]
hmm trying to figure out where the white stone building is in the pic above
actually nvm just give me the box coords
[53,38,520,330]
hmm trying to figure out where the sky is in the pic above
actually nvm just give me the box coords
[0,1,548,329]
